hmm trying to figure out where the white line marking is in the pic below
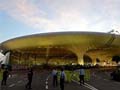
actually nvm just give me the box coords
[24,78,27,80]
[113,81,120,85]
[72,79,99,90]
[11,74,17,77]
[9,84,15,87]
[103,79,108,81]
[17,80,22,83]
[85,83,99,90]
[72,80,91,90]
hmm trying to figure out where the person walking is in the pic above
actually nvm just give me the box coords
[52,69,58,87]
[1,68,9,86]
[60,68,66,90]
[25,68,33,89]
[79,66,85,85]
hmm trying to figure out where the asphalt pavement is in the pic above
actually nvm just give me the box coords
[0,69,120,90]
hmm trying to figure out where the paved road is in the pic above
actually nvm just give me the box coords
[0,70,89,90]
[87,69,120,90]
[0,69,120,90]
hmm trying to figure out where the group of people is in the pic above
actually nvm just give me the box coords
[0,67,85,90]
[52,67,85,90]
[23,68,84,90]
[52,68,66,90]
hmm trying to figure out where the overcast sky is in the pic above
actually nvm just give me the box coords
[0,0,120,43]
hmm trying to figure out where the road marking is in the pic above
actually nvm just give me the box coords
[72,79,99,90]
[24,78,27,80]
[45,74,50,89]
[103,79,109,81]
[11,74,17,77]
[113,81,120,85]
[85,82,99,90]
[17,80,22,83]
[46,75,50,81]
[9,84,15,87]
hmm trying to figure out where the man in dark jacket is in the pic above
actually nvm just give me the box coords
[25,68,33,89]
[1,68,9,85]
[60,68,66,90]
[52,69,58,87]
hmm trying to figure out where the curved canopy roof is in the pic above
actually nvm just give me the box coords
[0,32,120,59]
[1,32,120,49]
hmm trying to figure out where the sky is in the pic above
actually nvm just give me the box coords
[0,0,120,43]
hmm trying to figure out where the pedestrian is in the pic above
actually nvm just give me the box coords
[52,69,58,87]
[79,66,85,85]
[0,68,3,81]
[1,68,9,86]
[60,68,66,90]
[25,68,33,89]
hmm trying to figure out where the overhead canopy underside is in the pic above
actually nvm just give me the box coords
[0,32,120,65]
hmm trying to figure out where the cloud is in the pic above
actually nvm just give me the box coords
[0,0,120,33]
[0,0,58,32]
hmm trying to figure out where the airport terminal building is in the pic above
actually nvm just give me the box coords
[0,32,120,66]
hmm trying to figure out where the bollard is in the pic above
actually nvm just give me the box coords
[46,84,48,89]
[45,81,48,89]
[46,81,48,84]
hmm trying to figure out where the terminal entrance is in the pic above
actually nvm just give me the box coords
[10,47,78,67]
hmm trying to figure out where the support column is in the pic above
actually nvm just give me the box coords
[46,47,50,64]
[34,54,37,65]
[19,53,21,64]
[75,52,85,65]
[67,46,86,65]
[92,58,97,65]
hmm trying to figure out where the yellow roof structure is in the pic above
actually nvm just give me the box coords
[0,32,120,65]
